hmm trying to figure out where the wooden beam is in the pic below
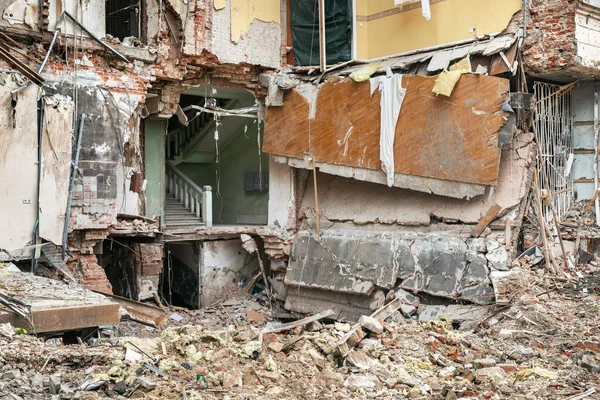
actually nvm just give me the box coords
[472,203,502,238]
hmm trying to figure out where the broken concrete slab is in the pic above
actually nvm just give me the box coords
[285,230,498,312]
[285,286,385,322]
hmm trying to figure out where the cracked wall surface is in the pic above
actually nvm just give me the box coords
[286,230,500,307]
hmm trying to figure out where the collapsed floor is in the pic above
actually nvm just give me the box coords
[0,259,600,400]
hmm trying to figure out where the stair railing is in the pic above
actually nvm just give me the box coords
[165,161,213,227]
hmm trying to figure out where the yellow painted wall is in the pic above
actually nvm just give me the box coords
[229,0,281,43]
[356,0,521,60]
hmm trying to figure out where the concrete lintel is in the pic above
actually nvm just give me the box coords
[275,156,487,200]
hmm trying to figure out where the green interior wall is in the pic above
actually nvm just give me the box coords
[144,119,166,222]
[176,121,269,225]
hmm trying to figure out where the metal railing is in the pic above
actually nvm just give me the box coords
[165,161,213,227]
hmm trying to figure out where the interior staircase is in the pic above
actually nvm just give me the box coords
[164,161,212,231]
[164,194,205,231]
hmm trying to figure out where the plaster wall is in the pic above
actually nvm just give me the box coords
[39,99,74,245]
[268,156,295,230]
[355,0,522,59]
[199,238,258,306]
[300,133,534,226]
[48,0,106,37]
[211,0,283,68]
[576,5,600,70]
[0,78,39,251]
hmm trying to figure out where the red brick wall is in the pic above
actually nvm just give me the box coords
[523,0,578,74]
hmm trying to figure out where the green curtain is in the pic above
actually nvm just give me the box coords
[290,0,352,67]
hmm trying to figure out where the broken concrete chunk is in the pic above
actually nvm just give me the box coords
[400,304,417,317]
[305,321,322,332]
[580,354,600,373]
[467,238,487,253]
[344,374,378,390]
[359,316,383,334]
[2,370,21,380]
[347,350,379,371]
[473,358,497,369]
[334,322,351,333]
[49,375,61,395]
[135,376,157,390]
[486,244,509,271]
[223,369,243,388]
[475,367,507,380]
[418,305,447,323]
[268,342,284,353]
[391,288,419,307]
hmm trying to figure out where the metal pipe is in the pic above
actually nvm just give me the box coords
[180,0,190,52]
[31,97,45,273]
[62,113,86,259]
[318,0,326,72]
[63,11,129,63]
[595,86,599,226]
[12,29,61,95]
[182,105,258,119]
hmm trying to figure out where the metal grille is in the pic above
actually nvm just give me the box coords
[534,81,574,220]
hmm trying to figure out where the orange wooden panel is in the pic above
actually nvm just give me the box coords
[264,74,508,186]
[392,75,505,185]
[264,90,310,159]
[311,80,381,170]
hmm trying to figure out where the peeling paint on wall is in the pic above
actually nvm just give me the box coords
[214,0,226,10]
[39,98,74,245]
[0,78,38,251]
[229,0,280,43]
[3,0,37,29]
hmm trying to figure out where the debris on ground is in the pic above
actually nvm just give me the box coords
[0,264,599,399]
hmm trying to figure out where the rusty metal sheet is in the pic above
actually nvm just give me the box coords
[264,74,508,186]
[0,303,120,333]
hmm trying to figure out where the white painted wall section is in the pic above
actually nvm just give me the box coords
[268,157,295,229]
[211,0,283,68]
[0,81,38,251]
[199,239,258,305]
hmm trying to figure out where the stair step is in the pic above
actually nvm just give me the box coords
[165,206,188,211]
[166,221,206,227]
[165,209,196,215]
[165,216,201,222]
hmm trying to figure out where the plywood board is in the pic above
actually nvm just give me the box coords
[264,74,507,186]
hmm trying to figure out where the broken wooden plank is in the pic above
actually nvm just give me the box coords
[96,291,167,328]
[583,189,600,214]
[472,203,502,237]
[265,74,507,186]
[262,309,334,333]
[0,43,44,86]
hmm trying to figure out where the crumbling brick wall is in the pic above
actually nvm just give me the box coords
[523,0,578,73]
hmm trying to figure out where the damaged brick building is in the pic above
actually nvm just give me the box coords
[0,0,597,323]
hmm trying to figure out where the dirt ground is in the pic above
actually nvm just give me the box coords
[0,265,599,400]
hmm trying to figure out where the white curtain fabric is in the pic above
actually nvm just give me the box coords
[370,69,407,187]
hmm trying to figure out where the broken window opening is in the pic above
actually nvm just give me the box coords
[534,81,574,221]
[105,0,141,42]
[290,0,353,67]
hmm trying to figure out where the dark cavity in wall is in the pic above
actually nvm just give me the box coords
[163,242,200,309]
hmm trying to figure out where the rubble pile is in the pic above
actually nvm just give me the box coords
[112,216,160,234]
[0,266,599,399]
